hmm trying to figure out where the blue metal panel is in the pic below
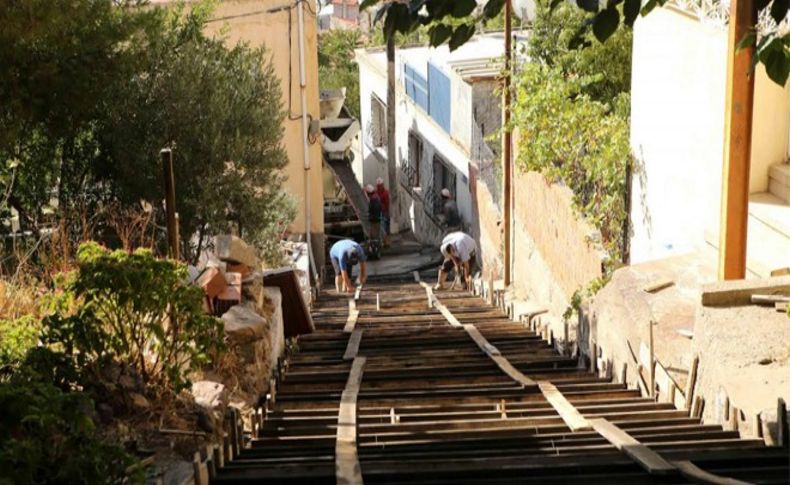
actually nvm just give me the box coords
[404,63,429,112]
[428,62,451,133]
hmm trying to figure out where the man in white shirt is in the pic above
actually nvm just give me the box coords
[435,231,477,291]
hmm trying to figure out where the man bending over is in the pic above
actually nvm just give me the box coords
[435,231,476,291]
[329,239,368,294]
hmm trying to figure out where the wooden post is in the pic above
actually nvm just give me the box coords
[386,34,399,233]
[718,0,757,280]
[502,0,513,288]
[160,148,179,260]
[649,321,656,399]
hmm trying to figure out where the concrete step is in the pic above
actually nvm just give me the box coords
[768,162,790,203]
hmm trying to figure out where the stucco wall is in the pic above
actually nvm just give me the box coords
[200,0,325,244]
[629,7,790,265]
[510,171,605,315]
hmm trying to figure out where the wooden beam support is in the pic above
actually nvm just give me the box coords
[718,0,757,280]
[336,356,366,485]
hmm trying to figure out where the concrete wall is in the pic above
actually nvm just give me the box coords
[199,0,325,251]
[629,7,790,264]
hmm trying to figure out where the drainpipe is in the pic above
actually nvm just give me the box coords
[297,0,316,283]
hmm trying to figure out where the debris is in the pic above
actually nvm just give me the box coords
[214,235,259,268]
[643,278,674,293]
[221,304,268,342]
[751,294,790,305]
[191,381,227,410]
[129,392,151,410]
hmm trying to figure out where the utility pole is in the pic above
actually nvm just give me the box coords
[502,0,513,287]
[386,34,399,233]
[718,0,756,280]
[161,148,179,260]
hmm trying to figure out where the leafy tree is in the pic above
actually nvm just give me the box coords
[527,0,632,104]
[319,29,364,118]
[101,6,293,262]
[360,0,788,85]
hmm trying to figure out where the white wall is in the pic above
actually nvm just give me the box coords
[356,50,389,188]
[630,8,728,263]
[630,7,790,265]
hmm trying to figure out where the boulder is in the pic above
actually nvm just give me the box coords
[191,380,228,409]
[214,235,259,268]
[222,304,268,342]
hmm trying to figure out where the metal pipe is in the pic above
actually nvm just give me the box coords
[296,0,315,281]
[502,0,513,287]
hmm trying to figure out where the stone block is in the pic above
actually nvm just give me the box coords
[197,266,227,300]
[214,235,259,268]
[192,380,227,410]
[222,304,268,342]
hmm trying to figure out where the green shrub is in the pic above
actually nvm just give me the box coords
[42,242,224,392]
[513,63,631,263]
[0,316,39,371]
[0,380,138,484]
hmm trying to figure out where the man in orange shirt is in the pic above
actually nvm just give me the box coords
[375,177,391,246]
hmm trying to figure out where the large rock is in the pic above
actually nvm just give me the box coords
[191,380,227,409]
[214,235,259,268]
[222,304,268,342]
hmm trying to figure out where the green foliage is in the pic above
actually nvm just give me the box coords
[1,1,294,266]
[566,0,789,86]
[0,380,138,485]
[0,316,39,371]
[362,0,505,50]
[319,29,363,118]
[528,0,633,104]
[42,242,224,392]
[512,63,631,262]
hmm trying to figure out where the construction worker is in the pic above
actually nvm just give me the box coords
[329,239,368,294]
[376,177,390,246]
[440,188,461,230]
[366,184,382,244]
[435,231,476,291]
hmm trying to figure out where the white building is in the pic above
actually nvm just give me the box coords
[355,34,515,245]
[628,7,790,277]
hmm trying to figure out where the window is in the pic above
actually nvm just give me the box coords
[407,132,422,187]
[370,94,387,148]
[432,154,456,214]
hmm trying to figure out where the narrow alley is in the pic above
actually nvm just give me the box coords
[213,270,789,484]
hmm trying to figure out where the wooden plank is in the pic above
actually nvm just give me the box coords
[643,278,674,293]
[344,309,359,333]
[685,356,699,413]
[589,418,675,475]
[463,324,501,356]
[539,381,591,431]
[751,293,790,305]
[491,355,536,388]
[336,356,365,485]
[435,302,463,328]
[673,460,752,485]
[343,329,363,361]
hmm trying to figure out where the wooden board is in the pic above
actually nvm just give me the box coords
[343,329,363,361]
[336,357,365,485]
[262,268,314,337]
[643,278,674,293]
[344,309,360,333]
[539,381,591,431]
[589,418,675,475]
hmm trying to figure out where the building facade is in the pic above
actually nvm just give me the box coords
[154,0,326,267]
[355,35,508,246]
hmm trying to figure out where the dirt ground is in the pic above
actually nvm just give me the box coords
[591,249,790,438]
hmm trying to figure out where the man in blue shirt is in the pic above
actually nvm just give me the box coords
[329,239,368,294]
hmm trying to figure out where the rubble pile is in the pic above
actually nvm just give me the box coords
[190,235,281,427]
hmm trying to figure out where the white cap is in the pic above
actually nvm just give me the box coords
[441,188,451,198]
[376,177,384,185]
[365,184,375,193]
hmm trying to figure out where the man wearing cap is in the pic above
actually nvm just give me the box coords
[440,188,461,230]
[435,231,476,291]
[375,177,390,246]
[329,239,368,293]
